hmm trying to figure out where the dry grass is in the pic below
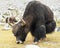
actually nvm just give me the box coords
[0,25,60,48]
[56,21,60,27]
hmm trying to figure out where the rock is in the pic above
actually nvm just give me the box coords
[25,44,40,48]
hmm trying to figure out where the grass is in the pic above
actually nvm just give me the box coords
[56,21,60,27]
[0,22,60,48]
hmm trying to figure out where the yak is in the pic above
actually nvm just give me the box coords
[12,1,56,44]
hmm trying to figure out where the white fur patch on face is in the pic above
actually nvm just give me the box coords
[16,40,23,44]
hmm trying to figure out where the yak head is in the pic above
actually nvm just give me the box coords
[12,19,26,44]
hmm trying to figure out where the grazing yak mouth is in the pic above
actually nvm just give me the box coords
[16,40,23,44]
[12,19,26,44]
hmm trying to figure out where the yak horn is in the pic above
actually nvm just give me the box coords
[21,19,26,26]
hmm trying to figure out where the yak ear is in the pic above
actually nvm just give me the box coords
[21,19,26,26]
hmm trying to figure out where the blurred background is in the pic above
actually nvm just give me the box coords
[0,0,60,30]
[0,0,60,21]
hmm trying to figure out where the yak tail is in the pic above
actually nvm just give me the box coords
[46,20,56,34]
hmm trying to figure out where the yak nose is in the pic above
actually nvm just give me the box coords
[16,40,23,44]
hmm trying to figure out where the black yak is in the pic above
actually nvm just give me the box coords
[12,1,56,44]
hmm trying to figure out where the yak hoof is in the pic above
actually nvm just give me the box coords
[33,42,38,45]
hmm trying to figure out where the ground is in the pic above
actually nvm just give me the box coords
[0,22,60,48]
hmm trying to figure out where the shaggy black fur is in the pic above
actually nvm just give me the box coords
[12,1,56,44]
